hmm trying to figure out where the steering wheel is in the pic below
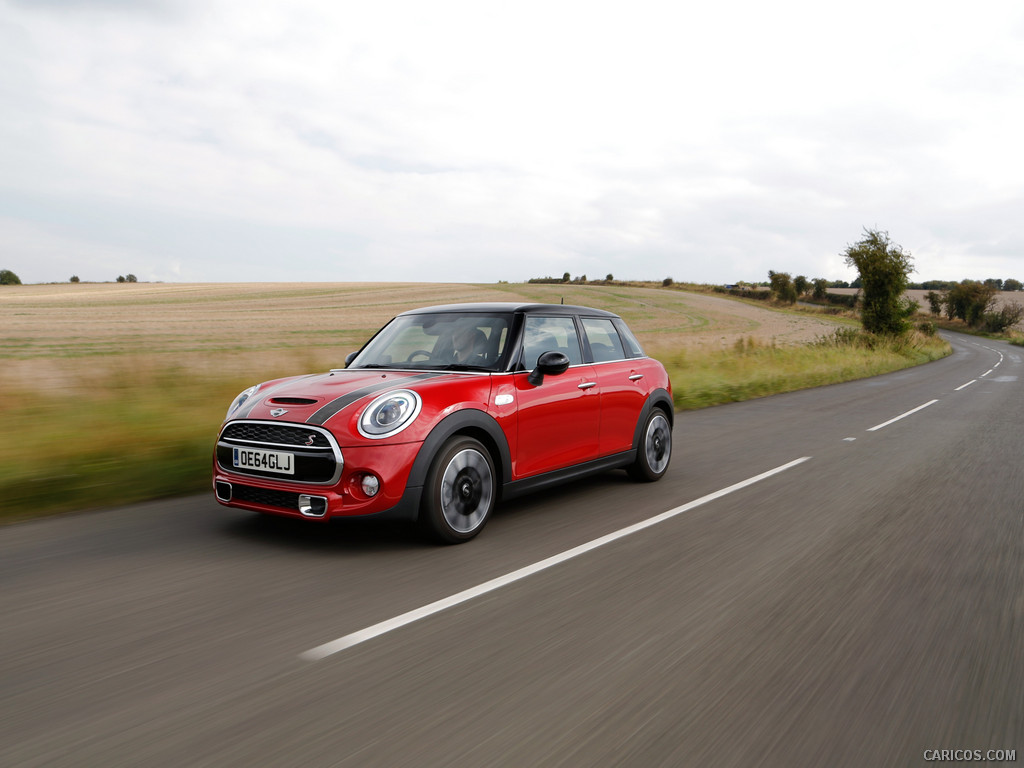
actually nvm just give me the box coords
[406,349,433,363]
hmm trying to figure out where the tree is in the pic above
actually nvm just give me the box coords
[117,275,126,283]
[561,272,570,283]
[925,291,944,316]
[1,269,22,285]
[945,280,996,326]
[1004,279,1022,292]
[126,274,138,283]
[842,228,914,334]
[605,273,614,281]
[70,275,80,283]
[768,270,797,304]
[793,275,809,297]
[811,278,828,300]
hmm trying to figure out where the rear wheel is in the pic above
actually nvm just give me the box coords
[420,436,496,543]
[628,409,672,481]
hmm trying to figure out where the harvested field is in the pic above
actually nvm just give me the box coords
[1,282,846,394]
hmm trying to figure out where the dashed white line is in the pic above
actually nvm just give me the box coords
[867,400,940,432]
[299,456,813,661]
[955,380,977,391]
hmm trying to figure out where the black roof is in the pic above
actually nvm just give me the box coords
[399,302,620,318]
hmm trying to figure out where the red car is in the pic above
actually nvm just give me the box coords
[213,303,673,542]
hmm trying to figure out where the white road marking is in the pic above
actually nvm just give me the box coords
[955,380,977,391]
[981,369,994,377]
[867,400,940,432]
[299,456,813,661]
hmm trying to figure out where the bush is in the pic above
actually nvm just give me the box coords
[945,280,996,326]
[981,302,1024,333]
[0,269,22,285]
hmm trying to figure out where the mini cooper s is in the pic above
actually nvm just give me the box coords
[213,302,673,542]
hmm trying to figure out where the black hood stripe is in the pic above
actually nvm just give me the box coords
[306,372,444,426]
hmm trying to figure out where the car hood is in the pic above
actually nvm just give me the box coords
[232,368,478,429]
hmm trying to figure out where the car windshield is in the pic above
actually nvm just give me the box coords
[347,312,514,372]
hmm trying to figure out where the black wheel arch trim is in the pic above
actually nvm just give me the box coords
[406,408,513,496]
[632,388,674,449]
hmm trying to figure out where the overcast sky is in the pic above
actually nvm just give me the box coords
[2,0,1023,286]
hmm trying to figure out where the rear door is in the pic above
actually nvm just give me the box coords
[580,316,649,457]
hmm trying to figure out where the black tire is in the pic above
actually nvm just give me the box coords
[420,436,496,543]
[628,408,672,482]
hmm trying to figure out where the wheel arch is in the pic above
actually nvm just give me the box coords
[407,408,512,495]
[631,388,674,450]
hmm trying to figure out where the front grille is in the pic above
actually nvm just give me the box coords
[221,422,332,448]
[231,484,300,511]
[217,420,343,484]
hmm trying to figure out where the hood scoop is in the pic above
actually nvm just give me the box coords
[268,397,319,405]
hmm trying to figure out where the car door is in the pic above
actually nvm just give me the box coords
[580,316,650,457]
[513,315,600,478]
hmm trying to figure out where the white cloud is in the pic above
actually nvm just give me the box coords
[2,0,1023,285]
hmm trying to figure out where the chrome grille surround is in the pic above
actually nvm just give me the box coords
[216,420,344,484]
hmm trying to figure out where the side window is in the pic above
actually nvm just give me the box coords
[581,317,626,362]
[612,318,645,358]
[522,316,583,368]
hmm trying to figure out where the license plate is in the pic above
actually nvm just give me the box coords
[232,447,295,475]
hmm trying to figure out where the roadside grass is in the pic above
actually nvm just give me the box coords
[0,329,951,523]
[657,329,951,411]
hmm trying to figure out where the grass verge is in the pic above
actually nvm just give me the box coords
[658,329,950,411]
[0,331,951,524]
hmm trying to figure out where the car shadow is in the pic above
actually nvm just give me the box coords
[217,469,637,552]
[219,512,426,553]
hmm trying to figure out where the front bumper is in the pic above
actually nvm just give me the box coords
[212,440,422,522]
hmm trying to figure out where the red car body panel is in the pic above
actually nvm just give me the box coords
[213,303,673,537]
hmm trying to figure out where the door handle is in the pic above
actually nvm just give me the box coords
[578,381,597,390]
[628,374,644,381]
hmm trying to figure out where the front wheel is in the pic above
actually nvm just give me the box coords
[628,409,672,482]
[420,436,496,543]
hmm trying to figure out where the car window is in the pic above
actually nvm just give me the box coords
[349,313,512,370]
[521,316,583,368]
[612,318,645,358]
[581,317,627,362]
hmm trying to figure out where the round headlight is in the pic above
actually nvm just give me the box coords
[358,389,422,438]
[226,385,259,418]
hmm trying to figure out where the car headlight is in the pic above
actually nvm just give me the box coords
[226,385,260,418]
[358,389,422,439]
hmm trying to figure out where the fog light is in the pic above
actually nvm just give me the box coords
[360,474,380,497]
[298,494,328,518]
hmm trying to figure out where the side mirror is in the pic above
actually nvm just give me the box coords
[344,351,358,367]
[527,351,570,386]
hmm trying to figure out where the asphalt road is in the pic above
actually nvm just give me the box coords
[2,332,1021,767]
